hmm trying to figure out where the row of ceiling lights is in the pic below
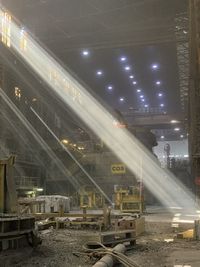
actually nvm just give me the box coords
[160,133,184,140]
[120,60,185,139]
[81,50,165,109]
[82,50,186,140]
[160,125,186,139]
[119,56,165,108]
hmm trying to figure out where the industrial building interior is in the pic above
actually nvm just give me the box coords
[0,0,200,266]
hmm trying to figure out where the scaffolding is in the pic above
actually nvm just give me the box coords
[175,12,190,114]
[189,0,200,201]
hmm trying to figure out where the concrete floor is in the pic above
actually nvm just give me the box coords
[1,207,200,266]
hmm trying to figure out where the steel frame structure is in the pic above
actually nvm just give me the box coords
[175,12,189,114]
[189,0,200,200]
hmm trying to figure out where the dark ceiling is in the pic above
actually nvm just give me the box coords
[1,0,188,115]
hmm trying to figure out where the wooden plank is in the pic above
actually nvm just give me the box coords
[34,212,103,219]
[103,238,135,245]
[134,216,145,236]
[0,229,34,237]
[100,229,135,236]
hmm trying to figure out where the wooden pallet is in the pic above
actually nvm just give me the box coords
[86,229,136,247]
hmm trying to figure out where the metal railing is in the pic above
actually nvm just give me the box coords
[15,176,40,188]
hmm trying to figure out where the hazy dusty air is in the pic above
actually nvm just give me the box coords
[0,1,199,267]
[0,7,196,212]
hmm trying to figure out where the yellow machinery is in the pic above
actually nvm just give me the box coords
[0,156,17,213]
[114,185,144,213]
[79,185,105,209]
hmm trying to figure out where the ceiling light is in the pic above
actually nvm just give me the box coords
[82,50,89,56]
[161,136,165,139]
[152,64,159,70]
[158,93,163,97]
[170,120,179,124]
[160,103,164,107]
[129,75,134,79]
[124,66,131,71]
[174,128,180,131]
[140,95,144,98]
[144,104,148,108]
[180,134,184,138]
[156,81,161,85]
[96,70,103,76]
[61,139,69,144]
[36,188,44,192]
[120,56,127,62]
[133,81,137,85]
[119,97,124,102]
[141,99,145,102]
[137,89,141,93]
[107,85,113,90]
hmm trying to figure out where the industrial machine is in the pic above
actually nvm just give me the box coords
[79,185,105,209]
[0,156,17,213]
[0,156,39,250]
[114,185,144,213]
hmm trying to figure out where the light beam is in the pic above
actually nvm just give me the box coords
[1,7,198,213]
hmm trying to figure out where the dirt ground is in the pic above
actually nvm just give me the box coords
[1,220,200,267]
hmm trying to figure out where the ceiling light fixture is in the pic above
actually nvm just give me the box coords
[120,56,127,62]
[61,139,69,144]
[96,70,103,76]
[170,120,179,124]
[152,64,159,70]
[174,127,180,131]
[125,66,131,71]
[82,50,89,56]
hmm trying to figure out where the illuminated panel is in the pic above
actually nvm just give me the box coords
[14,86,21,100]
[49,68,82,104]
[1,12,11,47]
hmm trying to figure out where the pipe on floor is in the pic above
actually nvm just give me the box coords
[92,243,126,267]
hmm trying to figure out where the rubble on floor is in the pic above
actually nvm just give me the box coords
[1,220,200,267]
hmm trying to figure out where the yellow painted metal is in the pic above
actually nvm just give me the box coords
[177,229,194,239]
[111,163,126,174]
[79,186,104,209]
[114,185,144,213]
